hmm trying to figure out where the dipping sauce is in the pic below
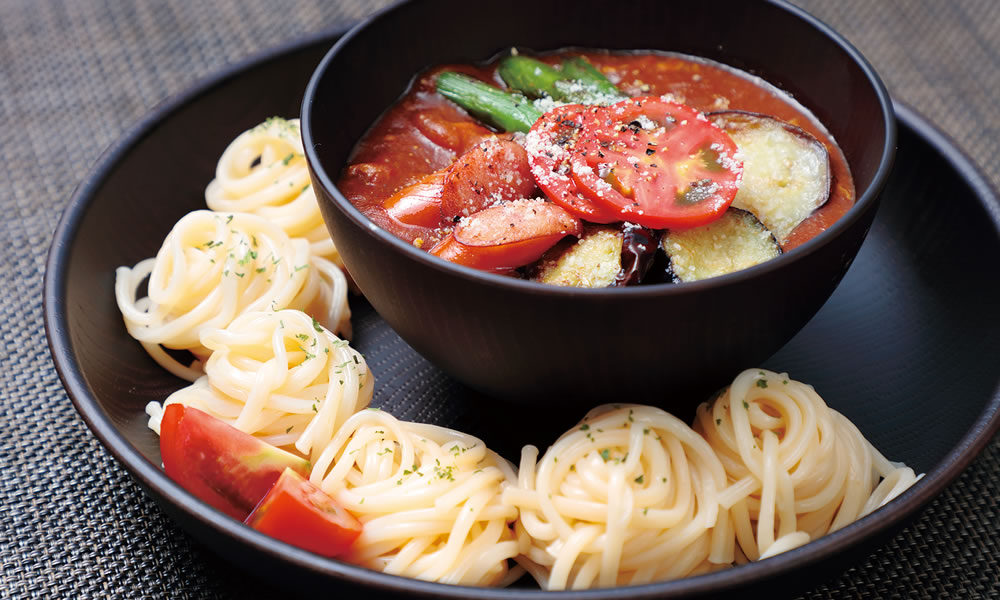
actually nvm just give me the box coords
[338,50,854,283]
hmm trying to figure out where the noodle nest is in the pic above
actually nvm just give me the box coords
[695,369,921,561]
[146,309,372,463]
[115,210,350,381]
[309,409,520,586]
[504,404,732,590]
[205,117,342,266]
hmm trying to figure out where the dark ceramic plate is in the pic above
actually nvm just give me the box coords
[45,26,1000,600]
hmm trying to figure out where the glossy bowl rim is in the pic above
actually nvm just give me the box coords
[44,24,1000,600]
[301,0,897,298]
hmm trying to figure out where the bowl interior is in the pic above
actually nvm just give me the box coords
[306,0,891,232]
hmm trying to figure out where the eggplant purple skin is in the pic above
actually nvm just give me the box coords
[644,247,675,285]
[614,223,661,286]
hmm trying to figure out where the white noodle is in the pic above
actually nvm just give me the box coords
[115,210,350,380]
[504,404,731,590]
[694,369,920,561]
[145,309,371,463]
[310,409,520,586]
[205,117,343,267]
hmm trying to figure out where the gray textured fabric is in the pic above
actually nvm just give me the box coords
[2,0,997,598]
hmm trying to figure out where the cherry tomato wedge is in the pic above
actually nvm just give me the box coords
[383,171,446,229]
[524,104,622,224]
[573,97,743,229]
[246,467,362,558]
[159,404,311,520]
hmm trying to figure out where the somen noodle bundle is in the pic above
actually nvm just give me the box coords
[694,369,920,561]
[309,408,521,586]
[504,404,733,590]
[205,117,343,267]
[115,210,350,380]
[146,309,371,463]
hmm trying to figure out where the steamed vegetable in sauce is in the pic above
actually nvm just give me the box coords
[338,50,855,285]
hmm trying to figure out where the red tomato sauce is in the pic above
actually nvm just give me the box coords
[337,50,854,254]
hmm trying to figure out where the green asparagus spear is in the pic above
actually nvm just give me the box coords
[560,56,624,98]
[435,71,542,133]
[499,55,625,105]
[497,55,567,99]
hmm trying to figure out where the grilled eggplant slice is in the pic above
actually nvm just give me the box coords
[532,225,623,287]
[662,208,781,282]
[710,111,831,243]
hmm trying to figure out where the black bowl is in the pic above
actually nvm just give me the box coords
[302,0,896,405]
[44,22,1000,600]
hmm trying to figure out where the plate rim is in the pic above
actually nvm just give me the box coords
[43,26,1000,600]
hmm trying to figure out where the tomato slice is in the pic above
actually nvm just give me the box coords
[524,104,623,224]
[159,404,311,520]
[572,97,743,229]
[245,467,362,558]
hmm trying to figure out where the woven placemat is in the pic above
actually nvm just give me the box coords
[2,0,997,598]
